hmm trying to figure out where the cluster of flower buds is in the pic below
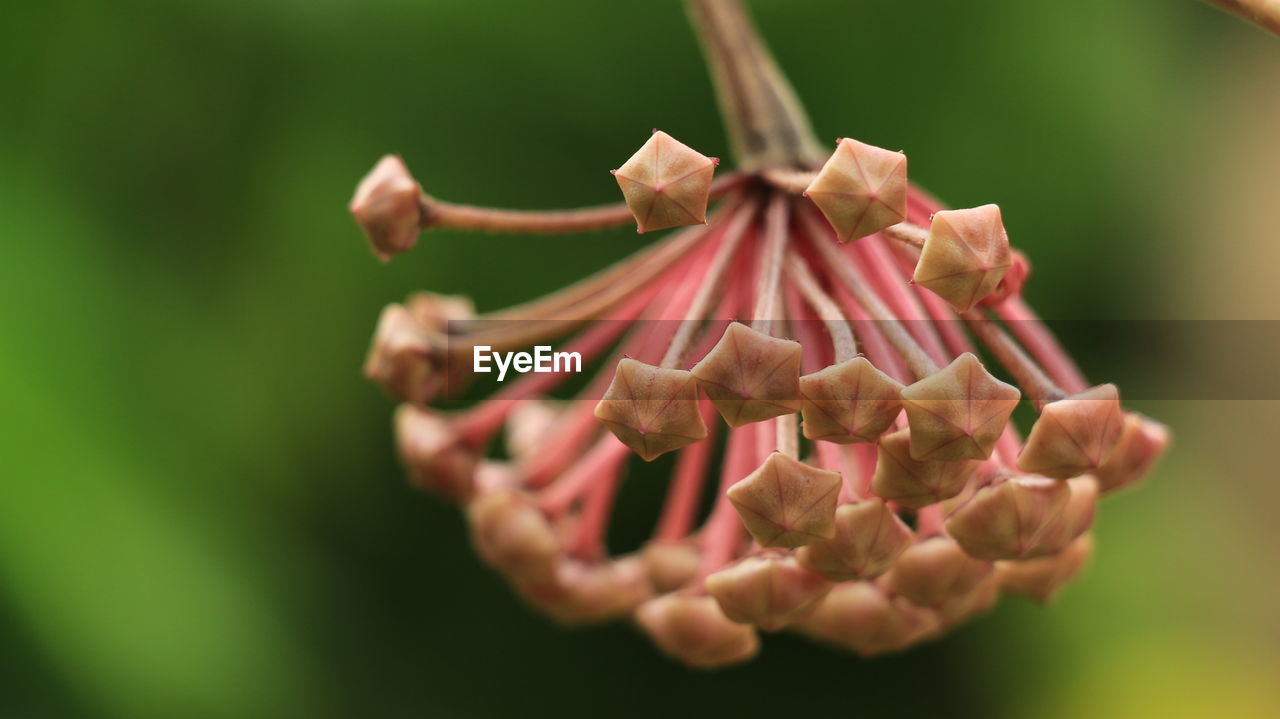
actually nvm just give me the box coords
[350,126,1169,667]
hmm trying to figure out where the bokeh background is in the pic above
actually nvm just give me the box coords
[2,1,1278,717]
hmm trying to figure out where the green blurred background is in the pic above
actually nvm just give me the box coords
[2,1,1278,717]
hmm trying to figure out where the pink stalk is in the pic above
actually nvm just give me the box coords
[565,461,625,561]
[698,427,755,574]
[994,299,1088,394]
[653,399,720,542]
[537,434,632,515]
[851,236,949,365]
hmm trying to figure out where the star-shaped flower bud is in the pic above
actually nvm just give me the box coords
[805,138,908,242]
[945,476,1070,561]
[404,290,475,331]
[882,537,995,610]
[635,594,760,669]
[727,453,843,548]
[642,541,701,593]
[595,359,707,461]
[900,352,1021,461]
[997,534,1094,604]
[364,304,439,403]
[797,499,914,581]
[1017,384,1125,479]
[799,357,904,444]
[1093,412,1171,493]
[795,582,939,657]
[705,552,832,631]
[691,322,803,427]
[467,489,559,581]
[870,428,979,509]
[612,130,718,234]
[1026,476,1098,557]
[394,405,477,501]
[913,204,1012,312]
[935,571,1000,625]
[350,154,423,261]
[516,557,653,627]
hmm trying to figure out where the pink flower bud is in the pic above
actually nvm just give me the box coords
[691,322,803,427]
[935,570,1000,625]
[900,353,1021,461]
[727,452,843,548]
[998,534,1093,604]
[635,593,760,669]
[705,551,832,630]
[978,249,1030,307]
[350,154,423,261]
[518,557,653,627]
[870,428,979,508]
[797,499,914,581]
[882,537,995,610]
[1093,412,1170,493]
[913,204,1012,312]
[1018,384,1125,479]
[642,541,702,593]
[504,401,564,461]
[363,304,439,404]
[805,138,908,242]
[394,405,477,501]
[467,489,559,580]
[612,130,718,233]
[795,582,940,656]
[404,291,475,331]
[1026,475,1097,557]
[595,359,708,461]
[945,476,1070,561]
[799,357,904,444]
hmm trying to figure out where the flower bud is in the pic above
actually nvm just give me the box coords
[350,154,422,261]
[504,400,564,461]
[978,249,1030,307]
[870,428,979,508]
[363,304,439,404]
[1026,475,1097,557]
[642,541,702,593]
[1018,384,1125,479]
[799,357,904,444]
[635,593,760,669]
[404,291,475,332]
[998,534,1093,604]
[882,537,995,610]
[394,404,477,501]
[705,552,832,631]
[900,353,1021,461]
[691,322,803,427]
[797,500,914,581]
[805,138,908,242]
[519,557,653,627]
[945,476,1070,561]
[913,204,1012,312]
[467,489,559,580]
[727,453,843,548]
[795,582,940,656]
[612,130,718,234]
[1093,412,1170,493]
[935,571,1000,625]
[595,359,708,461]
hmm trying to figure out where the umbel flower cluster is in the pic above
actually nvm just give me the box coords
[350,0,1169,668]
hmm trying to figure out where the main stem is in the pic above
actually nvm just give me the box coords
[685,0,825,172]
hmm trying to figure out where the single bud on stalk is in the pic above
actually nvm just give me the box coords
[799,357,904,444]
[883,537,995,610]
[1018,384,1125,479]
[998,534,1094,603]
[350,154,423,261]
[705,552,831,630]
[795,581,940,656]
[1093,413,1171,493]
[1026,475,1098,557]
[796,499,914,581]
[945,476,1070,561]
[804,138,908,242]
[364,304,438,404]
[595,359,708,461]
[900,353,1021,462]
[642,541,702,593]
[518,557,653,627]
[635,593,760,669]
[913,204,1012,313]
[404,291,475,331]
[468,490,559,580]
[870,428,980,508]
[691,322,803,427]
[612,130,719,233]
[727,452,843,548]
[394,405,477,501]
[505,401,564,461]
